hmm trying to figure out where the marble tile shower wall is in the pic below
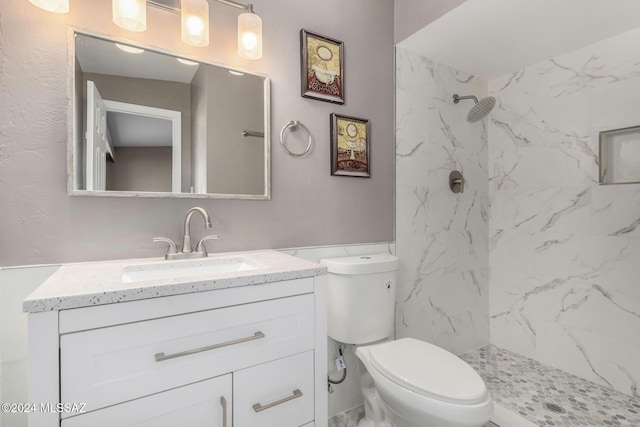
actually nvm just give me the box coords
[488,27,640,398]
[395,47,490,355]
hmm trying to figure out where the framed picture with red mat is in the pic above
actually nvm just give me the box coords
[330,114,370,177]
[301,29,345,104]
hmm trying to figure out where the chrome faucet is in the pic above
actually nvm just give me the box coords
[153,207,219,260]
[181,207,212,253]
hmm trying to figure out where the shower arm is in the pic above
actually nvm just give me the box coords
[453,94,479,104]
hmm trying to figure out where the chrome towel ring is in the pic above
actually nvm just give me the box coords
[280,120,312,157]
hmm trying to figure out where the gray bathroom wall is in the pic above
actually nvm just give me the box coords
[0,0,394,266]
[106,147,173,192]
[393,0,466,43]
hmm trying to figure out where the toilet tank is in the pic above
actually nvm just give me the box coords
[320,253,399,345]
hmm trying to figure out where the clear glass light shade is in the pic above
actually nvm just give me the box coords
[181,0,210,47]
[238,12,262,60]
[28,0,69,13]
[112,0,147,32]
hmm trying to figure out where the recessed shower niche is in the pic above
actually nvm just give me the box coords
[599,125,640,185]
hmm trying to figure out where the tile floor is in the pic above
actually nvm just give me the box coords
[462,345,640,427]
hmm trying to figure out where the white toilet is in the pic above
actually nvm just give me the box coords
[320,254,493,427]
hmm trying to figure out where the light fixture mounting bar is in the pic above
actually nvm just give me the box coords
[148,0,180,14]
[215,0,253,12]
[148,0,254,13]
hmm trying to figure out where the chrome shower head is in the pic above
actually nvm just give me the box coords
[467,96,495,122]
[453,93,496,123]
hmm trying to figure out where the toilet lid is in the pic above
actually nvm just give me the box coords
[369,338,487,405]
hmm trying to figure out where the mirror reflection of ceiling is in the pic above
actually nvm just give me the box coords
[75,34,199,83]
[106,112,173,147]
[399,0,640,79]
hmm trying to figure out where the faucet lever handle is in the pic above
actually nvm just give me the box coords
[196,235,219,255]
[153,237,178,258]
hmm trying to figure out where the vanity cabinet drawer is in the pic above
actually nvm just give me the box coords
[61,374,231,427]
[234,351,315,427]
[60,294,314,415]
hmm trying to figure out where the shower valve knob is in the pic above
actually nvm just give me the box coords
[449,171,464,193]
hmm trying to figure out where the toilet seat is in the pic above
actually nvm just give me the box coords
[369,338,488,405]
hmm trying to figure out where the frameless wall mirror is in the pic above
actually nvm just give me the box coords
[70,31,270,199]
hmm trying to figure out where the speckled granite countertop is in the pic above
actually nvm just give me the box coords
[23,250,326,313]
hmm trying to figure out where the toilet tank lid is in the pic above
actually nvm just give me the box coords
[320,253,399,274]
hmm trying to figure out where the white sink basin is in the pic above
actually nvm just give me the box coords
[122,257,263,283]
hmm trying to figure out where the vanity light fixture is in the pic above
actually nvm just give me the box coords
[153,0,262,56]
[112,0,147,32]
[237,4,262,59]
[27,0,69,13]
[29,0,262,58]
[181,0,209,47]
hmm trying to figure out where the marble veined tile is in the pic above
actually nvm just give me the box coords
[490,187,592,239]
[396,47,490,355]
[328,405,364,427]
[537,322,640,398]
[397,267,488,355]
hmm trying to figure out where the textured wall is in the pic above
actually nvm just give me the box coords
[395,47,489,356]
[0,0,394,266]
[393,0,465,43]
[489,28,640,398]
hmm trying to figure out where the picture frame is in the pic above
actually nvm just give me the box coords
[330,114,370,177]
[300,29,345,104]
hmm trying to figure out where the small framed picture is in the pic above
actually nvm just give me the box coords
[300,29,345,104]
[331,114,370,177]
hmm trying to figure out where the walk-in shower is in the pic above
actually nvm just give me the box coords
[453,93,496,122]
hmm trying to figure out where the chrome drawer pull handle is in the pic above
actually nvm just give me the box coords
[252,389,303,413]
[221,396,228,427]
[154,331,265,362]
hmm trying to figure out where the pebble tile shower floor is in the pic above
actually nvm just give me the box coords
[462,345,640,427]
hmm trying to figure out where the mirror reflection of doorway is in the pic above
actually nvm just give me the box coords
[85,80,182,192]
[106,111,174,192]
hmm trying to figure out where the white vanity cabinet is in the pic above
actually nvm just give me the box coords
[61,374,233,427]
[26,263,327,427]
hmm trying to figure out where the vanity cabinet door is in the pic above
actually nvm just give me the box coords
[234,351,315,427]
[60,294,314,415]
[61,374,232,427]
